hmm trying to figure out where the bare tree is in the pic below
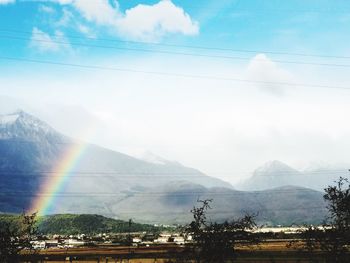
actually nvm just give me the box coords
[302,177,350,262]
[184,199,259,263]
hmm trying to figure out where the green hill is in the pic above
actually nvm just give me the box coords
[0,214,163,235]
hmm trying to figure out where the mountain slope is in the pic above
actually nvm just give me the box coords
[0,111,232,214]
[105,182,326,225]
[236,160,304,191]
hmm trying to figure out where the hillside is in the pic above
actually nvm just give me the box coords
[0,214,162,235]
[106,182,327,225]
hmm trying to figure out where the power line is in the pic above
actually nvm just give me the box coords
[174,2,350,13]
[0,169,348,177]
[1,56,349,91]
[0,139,349,177]
[1,28,350,60]
[23,207,329,215]
[105,206,327,215]
[4,35,350,69]
[0,188,328,196]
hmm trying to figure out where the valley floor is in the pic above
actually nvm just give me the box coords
[20,241,337,262]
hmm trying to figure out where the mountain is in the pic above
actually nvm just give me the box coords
[0,111,232,214]
[105,182,326,225]
[236,160,304,191]
[0,111,330,225]
[236,160,349,191]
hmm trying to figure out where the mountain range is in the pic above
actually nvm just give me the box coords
[236,160,349,191]
[0,111,332,225]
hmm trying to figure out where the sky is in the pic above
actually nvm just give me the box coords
[1,0,350,184]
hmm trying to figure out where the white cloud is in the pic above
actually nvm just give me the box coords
[56,8,73,26]
[39,5,55,13]
[52,0,198,41]
[0,0,15,5]
[77,23,96,38]
[72,0,119,25]
[54,0,73,4]
[55,8,96,37]
[246,54,294,95]
[30,27,71,52]
[116,0,199,41]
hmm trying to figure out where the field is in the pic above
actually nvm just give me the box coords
[20,240,330,262]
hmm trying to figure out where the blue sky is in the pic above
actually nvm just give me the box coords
[1,0,350,183]
[1,0,350,59]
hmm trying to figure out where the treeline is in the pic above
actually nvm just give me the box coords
[0,214,163,235]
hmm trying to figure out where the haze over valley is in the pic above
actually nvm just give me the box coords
[0,111,334,225]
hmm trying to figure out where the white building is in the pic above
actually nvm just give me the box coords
[154,236,169,243]
[132,237,142,243]
[64,239,86,248]
[31,241,46,249]
[174,236,185,245]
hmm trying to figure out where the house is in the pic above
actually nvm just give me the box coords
[174,236,185,245]
[64,239,86,248]
[31,241,46,250]
[154,236,169,244]
[132,237,142,243]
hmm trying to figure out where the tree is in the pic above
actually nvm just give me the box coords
[184,199,259,263]
[0,212,37,263]
[302,177,350,262]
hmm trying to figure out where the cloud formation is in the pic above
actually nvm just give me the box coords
[246,54,294,95]
[116,1,199,41]
[52,0,198,41]
[0,0,15,4]
[30,27,71,52]
[70,0,119,25]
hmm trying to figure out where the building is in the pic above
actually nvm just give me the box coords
[174,236,185,245]
[64,239,86,248]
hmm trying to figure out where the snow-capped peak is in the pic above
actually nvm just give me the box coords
[0,110,65,142]
[254,160,300,177]
[0,112,20,125]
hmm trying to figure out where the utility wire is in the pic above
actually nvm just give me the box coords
[0,140,349,177]
[1,56,349,91]
[106,206,327,215]
[15,208,328,215]
[1,28,350,59]
[0,188,333,195]
[0,170,348,177]
[5,35,350,69]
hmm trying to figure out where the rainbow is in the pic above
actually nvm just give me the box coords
[30,127,96,215]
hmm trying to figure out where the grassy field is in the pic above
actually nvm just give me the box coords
[19,240,331,262]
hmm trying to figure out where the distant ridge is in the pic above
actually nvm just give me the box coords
[236,160,349,191]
